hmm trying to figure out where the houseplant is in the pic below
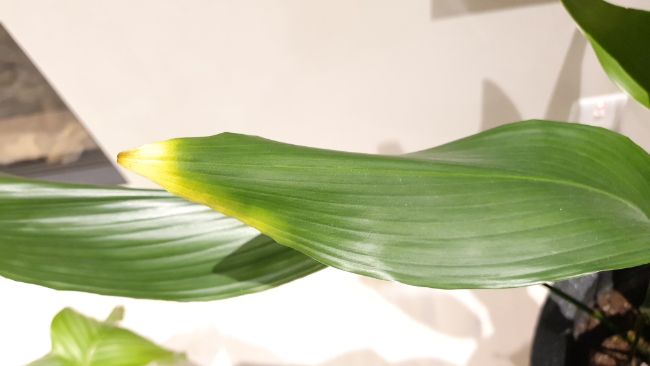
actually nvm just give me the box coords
[1,0,649,364]
[29,306,187,366]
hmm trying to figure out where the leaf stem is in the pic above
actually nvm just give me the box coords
[542,283,633,345]
[544,283,650,362]
[630,316,644,362]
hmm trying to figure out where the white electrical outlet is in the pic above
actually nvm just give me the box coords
[569,93,629,131]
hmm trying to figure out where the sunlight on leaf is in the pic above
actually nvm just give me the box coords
[119,120,650,289]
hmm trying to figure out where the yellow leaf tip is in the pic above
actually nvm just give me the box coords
[118,142,166,163]
[116,150,132,167]
[116,142,176,181]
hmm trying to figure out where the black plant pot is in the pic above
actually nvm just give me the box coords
[530,265,650,366]
[530,286,576,366]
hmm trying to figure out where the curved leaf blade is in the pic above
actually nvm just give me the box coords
[563,0,650,108]
[0,177,323,301]
[118,120,650,289]
[29,307,184,366]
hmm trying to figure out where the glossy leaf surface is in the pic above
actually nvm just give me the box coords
[563,0,650,108]
[28,307,184,366]
[0,177,323,300]
[119,120,650,289]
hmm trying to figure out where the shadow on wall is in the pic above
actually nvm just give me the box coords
[308,350,451,366]
[544,30,587,121]
[480,30,587,131]
[239,349,451,366]
[359,276,539,366]
[377,140,405,155]
[467,289,539,366]
[359,276,483,339]
[480,80,522,131]
[431,0,555,20]
[165,328,285,366]
[168,327,452,366]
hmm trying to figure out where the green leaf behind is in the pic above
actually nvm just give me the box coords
[0,177,323,301]
[119,120,650,289]
[563,0,650,108]
[29,307,184,366]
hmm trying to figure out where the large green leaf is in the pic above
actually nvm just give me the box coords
[118,120,650,289]
[563,0,650,108]
[28,307,185,366]
[0,176,323,301]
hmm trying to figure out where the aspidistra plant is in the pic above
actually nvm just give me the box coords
[1,0,650,301]
[117,120,650,289]
[562,0,650,108]
[0,176,322,301]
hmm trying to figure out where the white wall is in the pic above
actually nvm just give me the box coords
[1,1,647,365]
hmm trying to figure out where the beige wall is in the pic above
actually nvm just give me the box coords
[1,1,622,186]
[1,1,648,365]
